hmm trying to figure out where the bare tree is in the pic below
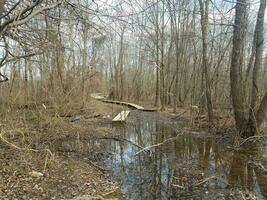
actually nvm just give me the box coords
[231,0,267,137]
[247,0,267,135]
[198,0,214,123]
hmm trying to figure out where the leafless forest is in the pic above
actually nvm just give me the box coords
[0,0,267,199]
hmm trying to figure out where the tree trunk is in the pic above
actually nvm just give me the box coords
[247,0,266,136]
[230,0,248,134]
[82,25,88,106]
[172,0,181,113]
[155,1,160,107]
[118,28,125,100]
[24,58,28,104]
[198,0,214,123]
[160,0,165,110]
[0,0,5,16]
[256,91,267,127]
[0,0,6,39]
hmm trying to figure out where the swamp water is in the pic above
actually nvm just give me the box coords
[104,111,267,200]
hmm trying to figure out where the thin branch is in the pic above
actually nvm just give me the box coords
[0,1,62,35]
[0,1,21,20]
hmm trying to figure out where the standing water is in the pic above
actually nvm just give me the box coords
[104,111,267,200]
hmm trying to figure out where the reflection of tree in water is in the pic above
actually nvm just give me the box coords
[228,151,253,190]
[255,165,267,198]
[227,146,267,199]
[108,112,267,200]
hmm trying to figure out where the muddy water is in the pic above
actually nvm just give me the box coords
[105,111,267,200]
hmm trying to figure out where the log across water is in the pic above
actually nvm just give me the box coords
[90,93,158,112]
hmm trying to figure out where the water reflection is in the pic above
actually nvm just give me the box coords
[228,148,267,199]
[105,111,267,200]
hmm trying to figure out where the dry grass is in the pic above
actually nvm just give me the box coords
[0,97,123,200]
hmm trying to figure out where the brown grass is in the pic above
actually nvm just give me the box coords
[0,97,123,199]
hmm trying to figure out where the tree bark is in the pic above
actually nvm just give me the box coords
[155,2,160,106]
[246,0,266,136]
[230,0,248,134]
[160,0,165,110]
[198,0,214,123]
[0,0,5,16]
[172,0,181,113]
[256,91,267,127]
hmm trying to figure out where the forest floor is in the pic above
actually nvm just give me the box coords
[0,99,126,200]
[0,98,266,200]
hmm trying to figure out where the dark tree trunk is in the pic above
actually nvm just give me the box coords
[230,0,248,134]
[256,91,267,128]
[246,0,266,136]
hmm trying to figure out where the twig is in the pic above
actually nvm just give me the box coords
[0,132,38,152]
[135,132,185,156]
[88,160,109,173]
[238,135,267,147]
[102,187,120,198]
[172,184,185,189]
[0,131,53,156]
[97,136,149,153]
[194,176,217,186]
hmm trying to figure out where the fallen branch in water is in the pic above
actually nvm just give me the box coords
[97,135,149,153]
[172,175,228,190]
[135,132,185,156]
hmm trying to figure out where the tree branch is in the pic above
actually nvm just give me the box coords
[256,91,267,127]
[0,1,62,35]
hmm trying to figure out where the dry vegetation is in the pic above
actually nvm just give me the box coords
[0,0,266,199]
[0,96,124,199]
